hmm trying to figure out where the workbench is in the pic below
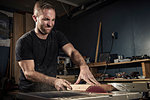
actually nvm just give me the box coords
[88,59,150,78]
[16,91,144,100]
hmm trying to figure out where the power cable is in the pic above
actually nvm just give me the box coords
[102,32,118,81]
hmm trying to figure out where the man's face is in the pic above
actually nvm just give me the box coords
[36,9,56,35]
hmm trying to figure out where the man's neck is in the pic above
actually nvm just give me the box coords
[34,28,49,40]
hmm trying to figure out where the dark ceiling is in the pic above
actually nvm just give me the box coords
[0,0,114,17]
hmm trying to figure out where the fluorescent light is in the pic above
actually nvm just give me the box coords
[57,0,79,7]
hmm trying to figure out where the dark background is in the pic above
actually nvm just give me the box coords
[56,0,150,61]
[55,0,150,75]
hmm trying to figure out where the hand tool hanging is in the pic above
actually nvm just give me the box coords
[95,21,102,63]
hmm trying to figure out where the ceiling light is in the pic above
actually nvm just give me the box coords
[57,0,79,7]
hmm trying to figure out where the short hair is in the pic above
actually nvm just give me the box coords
[33,0,55,16]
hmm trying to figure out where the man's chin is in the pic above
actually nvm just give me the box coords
[41,30,51,35]
[45,29,52,33]
[40,32,48,35]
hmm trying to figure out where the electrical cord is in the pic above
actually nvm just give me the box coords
[102,32,115,81]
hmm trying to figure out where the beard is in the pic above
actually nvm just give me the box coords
[38,24,53,35]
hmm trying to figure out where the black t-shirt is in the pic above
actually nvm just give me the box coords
[15,29,69,92]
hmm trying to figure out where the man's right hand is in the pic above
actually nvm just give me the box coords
[54,79,72,91]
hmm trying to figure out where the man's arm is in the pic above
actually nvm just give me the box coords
[18,60,72,90]
[62,43,100,85]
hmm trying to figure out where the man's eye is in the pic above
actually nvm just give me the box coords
[43,18,49,21]
[52,19,55,21]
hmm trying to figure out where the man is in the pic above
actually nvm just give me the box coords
[15,1,100,92]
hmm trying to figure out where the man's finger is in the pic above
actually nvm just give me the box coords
[89,76,100,85]
[83,78,94,85]
[75,76,81,84]
[63,81,72,90]
[90,78,100,85]
[60,85,66,91]
[56,86,61,91]
[64,80,71,85]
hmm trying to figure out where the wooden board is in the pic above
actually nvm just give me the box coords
[68,84,114,92]
[98,78,150,82]
[12,12,35,84]
[25,13,34,32]
[141,62,150,78]
[95,22,102,63]
[89,59,150,67]
[13,12,24,84]
[69,84,91,91]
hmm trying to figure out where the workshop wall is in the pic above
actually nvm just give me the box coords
[0,11,11,77]
[56,0,150,61]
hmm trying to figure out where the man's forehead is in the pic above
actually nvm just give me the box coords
[42,9,55,15]
[37,9,56,18]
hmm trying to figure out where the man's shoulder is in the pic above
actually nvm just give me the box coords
[18,30,35,41]
[16,29,35,45]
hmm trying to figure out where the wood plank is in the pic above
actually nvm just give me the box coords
[141,62,150,78]
[12,12,35,84]
[89,59,150,67]
[95,22,102,63]
[25,13,34,32]
[98,78,150,82]
[69,84,114,92]
[9,32,13,79]
[13,12,24,84]
[69,84,90,91]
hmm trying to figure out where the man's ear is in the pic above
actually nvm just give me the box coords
[32,15,37,22]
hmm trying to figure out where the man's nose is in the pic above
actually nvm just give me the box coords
[48,20,53,27]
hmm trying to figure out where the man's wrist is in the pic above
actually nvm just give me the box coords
[47,76,57,86]
[80,65,89,70]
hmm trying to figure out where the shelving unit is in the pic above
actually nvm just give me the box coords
[97,78,150,83]
[59,59,150,83]
[88,59,150,78]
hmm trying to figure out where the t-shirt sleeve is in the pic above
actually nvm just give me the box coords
[15,38,33,61]
[56,31,70,48]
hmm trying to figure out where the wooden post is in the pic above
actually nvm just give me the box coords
[13,13,24,84]
[141,62,150,78]
[12,12,35,84]
[9,32,13,79]
[25,13,34,32]
[95,22,102,63]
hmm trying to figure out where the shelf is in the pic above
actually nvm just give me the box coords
[88,59,150,78]
[97,78,150,83]
[88,59,150,67]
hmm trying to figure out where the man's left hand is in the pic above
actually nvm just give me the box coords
[75,65,100,85]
